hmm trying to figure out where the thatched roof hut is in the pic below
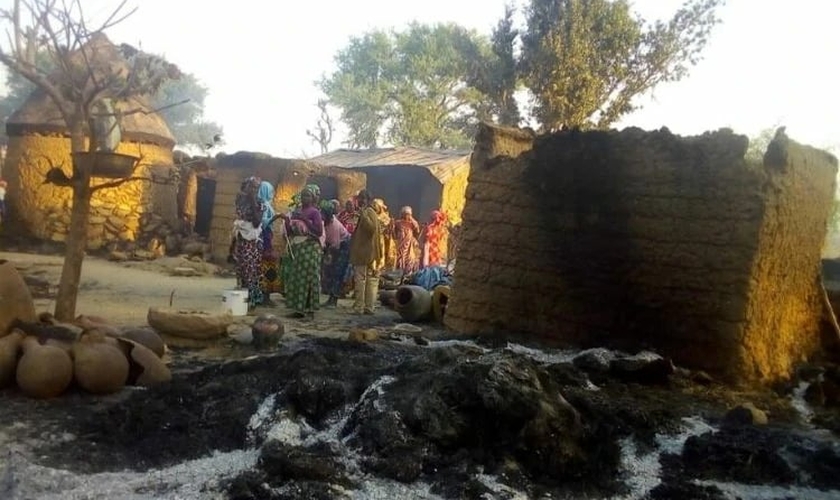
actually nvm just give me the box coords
[2,33,177,245]
[5,32,175,148]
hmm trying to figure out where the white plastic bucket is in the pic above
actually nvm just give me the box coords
[221,289,249,316]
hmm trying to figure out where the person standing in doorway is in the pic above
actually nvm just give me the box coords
[392,206,421,275]
[349,190,383,314]
[257,181,282,304]
[422,210,448,268]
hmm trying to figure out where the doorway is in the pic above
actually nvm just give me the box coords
[194,177,216,237]
[305,175,339,202]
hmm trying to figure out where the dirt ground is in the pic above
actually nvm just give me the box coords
[0,250,413,343]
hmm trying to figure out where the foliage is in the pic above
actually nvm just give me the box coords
[149,72,223,150]
[321,0,724,147]
[319,23,501,149]
[745,125,778,163]
[520,0,723,131]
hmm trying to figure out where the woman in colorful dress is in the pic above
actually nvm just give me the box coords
[392,206,421,275]
[257,181,282,303]
[338,198,359,234]
[232,177,265,309]
[281,187,324,318]
[422,210,448,268]
[321,203,352,308]
[371,198,395,270]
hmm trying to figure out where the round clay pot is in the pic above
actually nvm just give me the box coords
[0,329,25,388]
[116,338,172,387]
[16,336,73,399]
[119,327,166,358]
[394,285,433,322]
[73,315,121,337]
[0,260,37,335]
[72,330,129,395]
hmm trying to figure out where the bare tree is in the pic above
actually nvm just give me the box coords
[305,99,334,155]
[0,0,181,320]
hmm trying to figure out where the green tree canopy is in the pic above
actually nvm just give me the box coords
[319,0,723,148]
[520,0,723,131]
[319,23,509,149]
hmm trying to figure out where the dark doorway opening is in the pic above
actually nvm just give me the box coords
[194,177,216,237]
[305,175,339,202]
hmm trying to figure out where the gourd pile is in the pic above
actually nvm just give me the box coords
[0,315,171,399]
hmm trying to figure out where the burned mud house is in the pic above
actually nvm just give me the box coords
[203,152,366,261]
[447,123,839,386]
[2,34,177,249]
[310,147,471,225]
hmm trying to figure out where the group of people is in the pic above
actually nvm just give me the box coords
[229,178,450,317]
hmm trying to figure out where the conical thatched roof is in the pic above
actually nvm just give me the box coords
[6,33,175,148]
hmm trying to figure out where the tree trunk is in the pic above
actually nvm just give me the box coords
[53,120,91,321]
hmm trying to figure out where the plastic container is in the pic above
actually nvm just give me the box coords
[221,290,249,316]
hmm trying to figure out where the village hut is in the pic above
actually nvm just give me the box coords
[310,147,471,225]
[205,151,366,261]
[3,34,176,249]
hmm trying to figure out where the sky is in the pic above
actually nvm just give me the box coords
[0,0,837,157]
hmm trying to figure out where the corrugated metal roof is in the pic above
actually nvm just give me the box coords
[309,147,471,183]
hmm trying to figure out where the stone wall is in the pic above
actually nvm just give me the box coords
[445,123,839,385]
[4,133,174,249]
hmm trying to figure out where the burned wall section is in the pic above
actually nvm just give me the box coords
[446,123,838,385]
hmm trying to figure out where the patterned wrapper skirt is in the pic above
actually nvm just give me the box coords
[284,238,322,313]
[234,237,264,307]
[260,258,283,295]
[324,240,352,298]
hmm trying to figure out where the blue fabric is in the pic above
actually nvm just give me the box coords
[257,181,276,228]
[409,265,452,291]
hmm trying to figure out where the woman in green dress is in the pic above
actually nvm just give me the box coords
[280,187,324,317]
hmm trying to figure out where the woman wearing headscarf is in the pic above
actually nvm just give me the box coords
[422,210,448,268]
[321,202,352,308]
[349,189,383,314]
[281,187,324,317]
[338,198,359,234]
[392,206,421,275]
[232,177,265,309]
[371,198,394,270]
[257,181,282,301]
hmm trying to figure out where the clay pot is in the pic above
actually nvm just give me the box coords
[74,315,121,337]
[72,330,129,395]
[16,336,73,399]
[0,329,25,388]
[394,285,433,322]
[379,289,398,307]
[116,338,172,387]
[119,327,166,358]
[0,260,37,336]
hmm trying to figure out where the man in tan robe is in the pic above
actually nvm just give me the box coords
[349,190,384,314]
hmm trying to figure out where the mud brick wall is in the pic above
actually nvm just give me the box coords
[446,123,839,385]
[4,133,174,249]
